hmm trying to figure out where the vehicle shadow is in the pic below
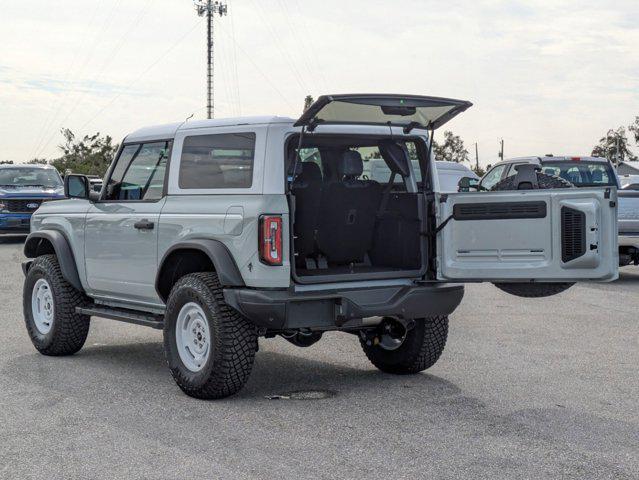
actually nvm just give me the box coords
[0,234,27,245]
[5,340,461,402]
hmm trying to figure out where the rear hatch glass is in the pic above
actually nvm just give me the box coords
[296,94,472,131]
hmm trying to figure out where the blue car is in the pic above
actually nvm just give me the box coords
[0,165,65,234]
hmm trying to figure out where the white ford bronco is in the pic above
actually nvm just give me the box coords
[22,95,619,399]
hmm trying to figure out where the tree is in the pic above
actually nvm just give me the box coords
[591,127,637,164]
[629,116,639,146]
[0,160,14,165]
[303,95,314,112]
[472,165,486,177]
[432,130,469,163]
[51,128,118,177]
[27,158,49,165]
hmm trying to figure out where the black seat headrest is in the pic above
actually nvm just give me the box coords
[300,162,322,182]
[339,150,364,178]
[378,140,410,177]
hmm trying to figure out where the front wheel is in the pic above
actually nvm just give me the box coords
[23,254,90,356]
[359,316,448,374]
[163,272,258,399]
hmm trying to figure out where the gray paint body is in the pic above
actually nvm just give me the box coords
[26,117,619,316]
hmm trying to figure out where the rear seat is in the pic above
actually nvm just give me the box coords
[317,150,382,264]
[291,162,323,261]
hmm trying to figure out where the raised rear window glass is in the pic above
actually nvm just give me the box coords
[541,161,617,187]
[179,133,256,189]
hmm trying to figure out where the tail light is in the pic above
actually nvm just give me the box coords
[259,215,283,265]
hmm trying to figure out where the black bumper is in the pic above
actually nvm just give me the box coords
[224,283,464,331]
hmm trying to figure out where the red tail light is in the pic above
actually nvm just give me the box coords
[259,215,283,266]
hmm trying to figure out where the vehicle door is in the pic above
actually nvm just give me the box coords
[436,188,618,282]
[84,140,171,305]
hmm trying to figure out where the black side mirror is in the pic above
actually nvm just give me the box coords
[458,176,479,192]
[64,174,90,199]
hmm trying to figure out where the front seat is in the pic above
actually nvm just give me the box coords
[291,162,323,261]
[317,150,382,264]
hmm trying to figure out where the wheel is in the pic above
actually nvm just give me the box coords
[359,316,448,375]
[163,272,258,399]
[23,254,90,356]
[491,170,575,298]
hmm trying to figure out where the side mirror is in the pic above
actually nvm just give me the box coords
[457,176,479,192]
[64,174,90,200]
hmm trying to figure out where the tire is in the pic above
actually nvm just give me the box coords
[491,282,574,298]
[491,170,575,298]
[163,272,258,400]
[359,316,448,375]
[23,254,90,356]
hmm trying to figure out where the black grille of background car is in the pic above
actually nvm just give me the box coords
[561,207,586,263]
[5,199,43,213]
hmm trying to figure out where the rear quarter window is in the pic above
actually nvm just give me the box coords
[179,133,256,189]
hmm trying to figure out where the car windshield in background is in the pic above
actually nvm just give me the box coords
[0,168,63,188]
[540,161,616,187]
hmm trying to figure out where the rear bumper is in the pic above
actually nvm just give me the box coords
[224,282,464,331]
[0,213,31,233]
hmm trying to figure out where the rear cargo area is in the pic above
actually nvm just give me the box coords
[288,134,428,283]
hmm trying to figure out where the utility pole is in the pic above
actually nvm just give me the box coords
[194,1,228,119]
[498,138,504,162]
[474,142,479,173]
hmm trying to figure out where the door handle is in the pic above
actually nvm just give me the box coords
[134,219,154,230]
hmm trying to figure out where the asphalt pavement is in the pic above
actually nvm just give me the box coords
[1,234,637,479]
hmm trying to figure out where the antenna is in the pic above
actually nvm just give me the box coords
[193,1,228,119]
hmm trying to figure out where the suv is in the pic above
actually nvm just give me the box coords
[0,165,65,234]
[481,155,639,266]
[21,95,619,399]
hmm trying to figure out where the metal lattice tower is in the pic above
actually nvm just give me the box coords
[194,1,228,119]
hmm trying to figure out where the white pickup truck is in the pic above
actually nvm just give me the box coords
[479,155,639,266]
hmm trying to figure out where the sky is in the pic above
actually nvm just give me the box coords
[0,0,638,167]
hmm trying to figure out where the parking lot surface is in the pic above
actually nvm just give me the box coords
[1,235,638,479]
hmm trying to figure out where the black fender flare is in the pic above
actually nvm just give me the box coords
[155,239,245,301]
[23,230,84,292]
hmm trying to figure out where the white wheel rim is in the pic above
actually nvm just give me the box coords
[175,302,211,372]
[32,278,54,335]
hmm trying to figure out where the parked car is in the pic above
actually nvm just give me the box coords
[0,165,65,234]
[619,174,639,191]
[21,94,618,399]
[480,155,639,266]
[435,161,479,192]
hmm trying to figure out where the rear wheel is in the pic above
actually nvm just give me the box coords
[359,316,448,374]
[491,171,575,298]
[23,254,90,356]
[163,272,258,399]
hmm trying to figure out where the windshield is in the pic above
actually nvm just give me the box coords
[540,161,617,187]
[0,168,63,188]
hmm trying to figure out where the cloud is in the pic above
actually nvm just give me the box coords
[0,0,638,162]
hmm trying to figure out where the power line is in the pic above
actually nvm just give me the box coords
[79,18,205,131]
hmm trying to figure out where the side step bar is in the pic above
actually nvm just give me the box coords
[76,306,164,330]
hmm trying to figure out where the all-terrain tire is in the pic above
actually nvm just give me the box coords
[23,254,90,356]
[163,272,258,399]
[360,316,448,374]
[491,170,575,298]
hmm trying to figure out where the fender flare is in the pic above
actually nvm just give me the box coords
[24,230,84,292]
[155,239,245,300]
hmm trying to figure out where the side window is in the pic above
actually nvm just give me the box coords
[105,141,171,201]
[505,163,523,178]
[480,164,507,190]
[179,133,256,189]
